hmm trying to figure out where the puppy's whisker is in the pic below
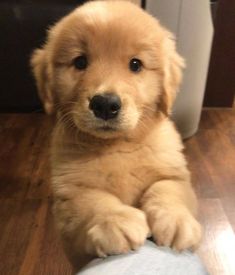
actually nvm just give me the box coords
[53,101,77,113]
[142,105,157,113]
[56,111,74,130]
[137,117,151,134]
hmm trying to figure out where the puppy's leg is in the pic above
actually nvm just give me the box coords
[54,188,149,264]
[140,180,202,251]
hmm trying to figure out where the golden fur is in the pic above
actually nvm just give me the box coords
[31,0,201,270]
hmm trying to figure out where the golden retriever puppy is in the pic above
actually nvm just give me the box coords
[31,0,202,269]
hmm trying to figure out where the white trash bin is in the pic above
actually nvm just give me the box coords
[146,0,214,138]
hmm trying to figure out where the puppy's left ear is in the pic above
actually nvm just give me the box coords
[159,33,185,116]
[30,48,54,114]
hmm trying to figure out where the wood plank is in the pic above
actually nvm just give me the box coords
[0,199,42,275]
[18,201,49,275]
[198,199,235,275]
[0,114,53,200]
[185,138,219,199]
[191,110,235,231]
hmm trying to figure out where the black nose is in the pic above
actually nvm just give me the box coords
[89,93,121,120]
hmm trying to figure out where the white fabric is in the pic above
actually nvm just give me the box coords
[78,240,208,275]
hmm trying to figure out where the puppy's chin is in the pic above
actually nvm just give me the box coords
[75,123,130,139]
[86,127,125,139]
[72,118,139,140]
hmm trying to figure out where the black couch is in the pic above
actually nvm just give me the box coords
[0,0,86,112]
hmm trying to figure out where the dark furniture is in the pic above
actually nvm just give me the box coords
[204,0,235,107]
[0,0,86,112]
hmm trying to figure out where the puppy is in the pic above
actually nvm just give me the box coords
[31,0,202,269]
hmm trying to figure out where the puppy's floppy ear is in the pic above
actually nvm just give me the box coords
[30,48,54,114]
[159,33,185,116]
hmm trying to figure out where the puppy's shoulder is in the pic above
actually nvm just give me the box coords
[147,117,184,153]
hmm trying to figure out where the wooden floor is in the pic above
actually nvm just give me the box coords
[0,109,235,275]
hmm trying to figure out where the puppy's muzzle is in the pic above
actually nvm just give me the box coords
[89,93,121,121]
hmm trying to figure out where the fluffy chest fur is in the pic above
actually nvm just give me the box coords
[51,118,188,206]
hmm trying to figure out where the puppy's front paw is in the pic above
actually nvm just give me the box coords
[85,206,149,257]
[148,207,202,251]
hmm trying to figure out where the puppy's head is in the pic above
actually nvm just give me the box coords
[31,1,184,139]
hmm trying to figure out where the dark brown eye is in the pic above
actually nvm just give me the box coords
[73,55,88,70]
[129,58,142,72]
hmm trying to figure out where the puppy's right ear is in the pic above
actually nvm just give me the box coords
[30,49,54,114]
[158,34,185,116]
